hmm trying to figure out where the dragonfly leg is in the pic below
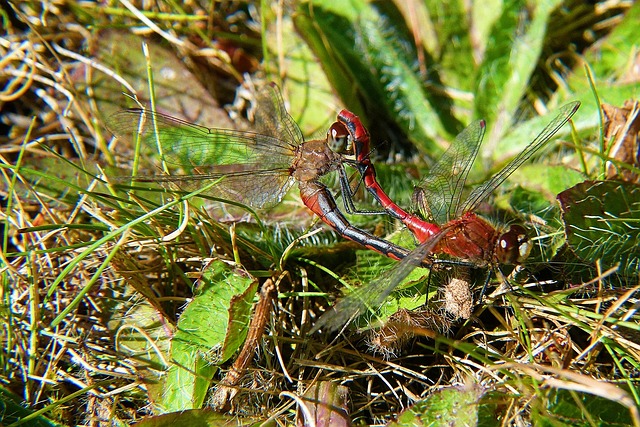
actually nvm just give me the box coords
[337,164,390,216]
[337,110,441,243]
[299,181,432,267]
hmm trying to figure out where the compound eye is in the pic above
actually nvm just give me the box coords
[496,224,531,265]
[327,122,350,153]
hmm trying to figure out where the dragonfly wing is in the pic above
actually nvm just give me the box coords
[107,106,299,208]
[310,229,447,333]
[460,101,580,213]
[107,110,297,166]
[132,169,295,209]
[254,83,305,148]
[414,121,486,223]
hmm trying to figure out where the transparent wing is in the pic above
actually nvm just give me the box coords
[460,101,580,214]
[310,229,447,333]
[106,85,303,208]
[254,83,305,148]
[414,121,486,224]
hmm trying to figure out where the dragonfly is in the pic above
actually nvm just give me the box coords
[106,84,427,265]
[311,102,580,332]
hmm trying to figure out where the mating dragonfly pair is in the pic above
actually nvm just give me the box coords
[108,84,579,333]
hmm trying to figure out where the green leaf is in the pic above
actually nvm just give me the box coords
[510,164,586,201]
[491,103,579,168]
[475,0,565,143]
[563,2,640,135]
[111,287,174,406]
[159,261,258,412]
[531,389,636,426]
[422,0,476,94]
[388,385,483,426]
[557,180,640,276]
[294,0,460,157]
[93,31,236,152]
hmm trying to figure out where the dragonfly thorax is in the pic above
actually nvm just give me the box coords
[291,139,341,182]
[434,213,530,267]
[495,224,531,265]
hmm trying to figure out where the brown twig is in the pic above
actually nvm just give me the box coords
[211,277,277,411]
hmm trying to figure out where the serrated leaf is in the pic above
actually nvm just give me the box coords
[421,0,476,94]
[557,180,640,276]
[474,0,564,130]
[159,261,258,412]
[294,0,460,157]
[389,385,483,426]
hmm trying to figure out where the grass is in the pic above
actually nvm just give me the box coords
[2,0,640,426]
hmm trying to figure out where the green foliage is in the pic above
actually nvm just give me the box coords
[293,0,591,166]
[160,261,257,412]
[3,0,640,425]
[294,0,456,155]
[388,385,482,426]
[558,180,640,276]
[0,385,65,426]
[532,389,636,426]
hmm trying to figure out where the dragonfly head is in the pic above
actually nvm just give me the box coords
[495,224,531,265]
[327,122,352,154]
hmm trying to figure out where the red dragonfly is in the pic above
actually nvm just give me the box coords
[312,102,580,332]
[107,84,425,265]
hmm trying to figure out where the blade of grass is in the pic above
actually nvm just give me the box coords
[47,177,224,326]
